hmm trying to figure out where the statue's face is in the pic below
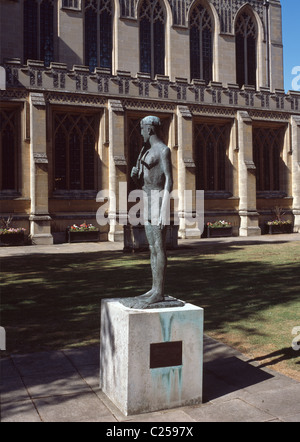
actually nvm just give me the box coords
[141,123,151,144]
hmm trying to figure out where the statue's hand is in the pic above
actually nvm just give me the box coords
[158,214,166,230]
[131,167,139,179]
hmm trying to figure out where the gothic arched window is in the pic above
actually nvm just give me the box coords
[0,108,19,192]
[189,3,213,84]
[235,11,257,88]
[253,127,284,192]
[24,0,54,67]
[54,112,99,191]
[139,0,165,78]
[84,0,113,72]
[195,124,229,192]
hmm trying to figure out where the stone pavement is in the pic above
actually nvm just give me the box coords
[1,336,300,422]
[1,234,300,422]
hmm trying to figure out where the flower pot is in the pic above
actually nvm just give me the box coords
[66,229,100,243]
[0,231,25,246]
[207,226,233,238]
[267,223,293,235]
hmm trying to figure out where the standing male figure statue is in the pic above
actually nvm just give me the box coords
[130,116,173,309]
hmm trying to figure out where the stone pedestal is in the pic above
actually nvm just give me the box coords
[100,298,203,416]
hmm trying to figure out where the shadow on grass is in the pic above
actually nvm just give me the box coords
[247,347,300,368]
[1,241,299,355]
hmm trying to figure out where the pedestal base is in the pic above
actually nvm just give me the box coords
[29,215,53,245]
[100,298,203,416]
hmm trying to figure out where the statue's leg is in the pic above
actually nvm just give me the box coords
[151,225,167,297]
[129,225,167,309]
[131,224,155,300]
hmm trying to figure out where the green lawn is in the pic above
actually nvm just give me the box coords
[1,240,299,380]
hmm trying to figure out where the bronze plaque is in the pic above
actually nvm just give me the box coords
[150,341,182,369]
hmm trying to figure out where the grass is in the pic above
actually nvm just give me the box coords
[1,239,300,380]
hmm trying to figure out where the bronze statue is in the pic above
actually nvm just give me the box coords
[129,116,173,309]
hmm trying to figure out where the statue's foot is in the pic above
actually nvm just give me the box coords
[136,289,154,299]
[125,289,154,307]
[129,291,164,309]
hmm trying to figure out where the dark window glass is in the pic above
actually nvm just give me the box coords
[190,26,201,80]
[83,130,95,190]
[235,12,257,88]
[190,4,213,84]
[100,9,112,69]
[253,127,284,192]
[85,5,98,71]
[54,127,67,190]
[84,0,112,72]
[195,124,229,191]
[236,34,245,88]
[0,109,18,191]
[54,113,98,191]
[153,18,164,76]
[23,0,54,66]
[24,0,38,62]
[40,0,54,67]
[69,129,81,190]
[140,17,152,74]
[2,128,15,190]
[139,0,165,78]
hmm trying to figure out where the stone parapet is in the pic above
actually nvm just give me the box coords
[1,59,300,116]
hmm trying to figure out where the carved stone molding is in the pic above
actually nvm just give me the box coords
[30,92,46,107]
[109,99,124,113]
[33,153,48,164]
[178,105,192,119]
[122,98,175,113]
[183,158,196,169]
[44,92,106,107]
[114,155,127,166]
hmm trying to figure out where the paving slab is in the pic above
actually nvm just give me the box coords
[76,365,100,390]
[241,384,300,419]
[1,376,30,404]
[11,351,77,377]
[182,398,275,422]
[21,372,92,399]
[32,392,117,423]
[1,400,42,422]
[62,345,99,368]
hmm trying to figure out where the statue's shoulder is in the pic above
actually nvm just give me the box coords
[159,143,171,158]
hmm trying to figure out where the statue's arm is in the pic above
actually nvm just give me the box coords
[159,147,173,228]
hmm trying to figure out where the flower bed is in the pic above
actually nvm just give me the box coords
[265,206,293,235]
[205,220,233,238]
[66,223,100,243]
[266,220,293,235]
[0,228,26,246]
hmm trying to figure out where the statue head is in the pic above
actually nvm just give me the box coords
[140,116,161,143]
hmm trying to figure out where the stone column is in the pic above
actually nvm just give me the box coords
[29,92,53,245]
[237,111,261,237]
[107,99,127,242]
[291,116,300,232]
[177,105,201,239]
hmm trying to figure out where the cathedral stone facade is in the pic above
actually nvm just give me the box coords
[0,0,300,244]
